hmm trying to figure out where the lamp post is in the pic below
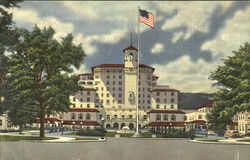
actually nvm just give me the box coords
[80,122,83,129]
[61,120,64,135]
[72,121,75,134]
[190,122,194,140]
[101,117,105,139]
[205,122,208,137]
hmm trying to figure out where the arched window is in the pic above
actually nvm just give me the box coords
[128,91,135,100]
[129,53,133,60]
[156,114,161,121]
[78,113,83,120]
[86,113,91,120]
[71,113,75,120]
[163,114,168,121]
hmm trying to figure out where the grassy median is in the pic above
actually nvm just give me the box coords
[0,135,58,141]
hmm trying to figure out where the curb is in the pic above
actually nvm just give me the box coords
[190,139,250,145]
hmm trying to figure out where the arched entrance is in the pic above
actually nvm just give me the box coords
[129,123,134,130]
[120,123,125,129]
[106,124,111,129]
[113,123,119,129]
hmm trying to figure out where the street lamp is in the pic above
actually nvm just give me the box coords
[61,120,64,135]
[80,122,83,129]
[101,117,105,139]
[190,122,194,140]
[72,121,75,134]
[205,122,208,137]
[169,123,172,134]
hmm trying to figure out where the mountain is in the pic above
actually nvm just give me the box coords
[178,93,214,110]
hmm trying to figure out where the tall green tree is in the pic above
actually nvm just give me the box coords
[208,43,250,130]
[5,26,85,137]
[0,0,22,85]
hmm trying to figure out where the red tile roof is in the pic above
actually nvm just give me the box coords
[80,88,96,91]
[151,89,180,92]
[91,64,155,71]
[62,120,101,126]
[147,110,185,114]
[35,118,61,123]
[145,122,186,127]
[186,120,207,125]
[152,75,159,79]
[123,45,138,52]
[69,108,100,112]
[196,102,213,110]
[78,73,93,76]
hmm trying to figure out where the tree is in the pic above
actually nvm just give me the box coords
[208,43,250,130]
[0,0,22,85]
[5,26,85,137]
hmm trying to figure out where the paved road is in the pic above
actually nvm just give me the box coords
[0,138,249,160]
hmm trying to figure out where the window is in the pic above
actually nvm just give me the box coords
[0,119,2,126]
[95,75,99,79]
[147,88,150,91]
[184,116,187,121]
[87,104,90,108]
[87,97,90,102]
[107,87,110,91]
[147,100,150,104]
[119,69,122,73]
[72,104,76,108]
[71,113,75,120]
[164,99,166,103]
[113,87,115,91]
[198,115,202,119]
[118,99,122,104]
[87,91,90,95]
[114,115,118,119]
[156,114,161,121]
[106,75,110,79]
[107,93,110,97]
[163,114,168,121]
[156,98,160,103]
[147,94,150,98]
[156,92,160,96]
[119,87,122,91]
[80,98,83,102]
[101,93,104,97]
[143,115,147,120]
[107,115,110,120]
[143,88,145,92]
[106,100,110,105]
[106,81,110,85]
[79,113,83,119]
[156,105,160,109]
[119,81,122,85]
[170,105,174,109]
[119,75,122,79]
[86,113,91,120]
[107,69,110,73]
[95,87,98,91]
[80,91,83,95]
[171,98,175,103]
[99,115,102,119]
[129,115,133,119]
[113,81,116,85]
[80,104,83,108]
[73,97,76,102]
[164,105,166,109]
[101,87,104,91]
[119,93,122,98]
[171,115,176,121]
[171,92,175,96]
[113,75,116,78]
[122,115,125,119]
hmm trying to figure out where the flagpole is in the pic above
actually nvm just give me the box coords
[134,6,141,137]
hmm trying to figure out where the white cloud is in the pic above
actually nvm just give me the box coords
[171,32,184,43]
[9,8,74,40]
[151,43,164,54]
[152,56,218,93]
[73,30,127,55]
[202,7,250,57]
[158,1,233,39]
[72,64,89,75]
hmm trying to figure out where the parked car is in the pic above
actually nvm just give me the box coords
[207,130,216,135]
[224,130,244,138]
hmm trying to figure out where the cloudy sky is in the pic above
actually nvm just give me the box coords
[7,1,250,93]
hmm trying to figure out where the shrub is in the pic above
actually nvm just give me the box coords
[76,128,107,136]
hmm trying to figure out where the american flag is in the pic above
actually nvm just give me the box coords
[139,9,154,28]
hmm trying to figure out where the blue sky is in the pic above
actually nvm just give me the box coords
[6,1,250,93]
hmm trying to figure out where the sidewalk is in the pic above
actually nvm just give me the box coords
[191,137,250,145]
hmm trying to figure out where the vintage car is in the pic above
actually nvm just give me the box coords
[224,130,244,138]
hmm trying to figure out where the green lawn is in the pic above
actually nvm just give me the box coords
[237,139,250,142]
[0,135,58,141]
[75,137,99,140]
[196,139,219,142]
[105,132,133,137]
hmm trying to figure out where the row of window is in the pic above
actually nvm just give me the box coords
[156,114,177,121]
[156,98,175,103]
[156,105,175,109]
[106,115,147,120]
[96,87,123,92]
[156,92,175,96]
[71,113,91,120]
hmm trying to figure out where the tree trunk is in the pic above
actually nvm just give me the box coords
[39,105,45,138]
[19,124,23,134]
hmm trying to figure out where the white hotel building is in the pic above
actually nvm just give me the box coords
[60,44,184,131]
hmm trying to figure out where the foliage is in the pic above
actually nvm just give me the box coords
[76,128,106,137]
[1,25,85,137]
[75,137,99,140]
[208,43,250,130]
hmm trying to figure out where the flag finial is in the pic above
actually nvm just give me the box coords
[130,32,133,46]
